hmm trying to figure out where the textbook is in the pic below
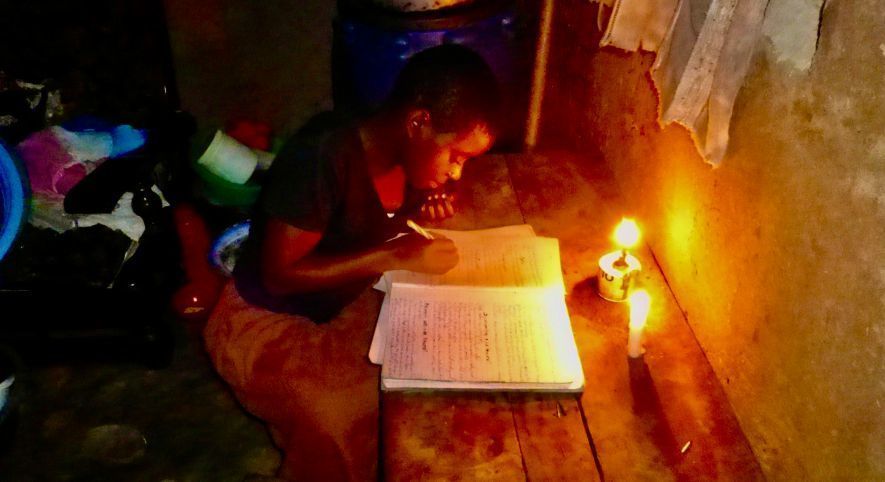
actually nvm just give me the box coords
[370,225,584,393]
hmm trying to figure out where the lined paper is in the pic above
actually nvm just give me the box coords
[386,237,564,290]
[382,286,573,385]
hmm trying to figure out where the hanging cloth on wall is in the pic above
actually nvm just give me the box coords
[596,0,680,52]
[592,0,770,166]
[653,0,769,165]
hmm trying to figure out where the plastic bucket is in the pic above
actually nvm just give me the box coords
[0,142,28,262]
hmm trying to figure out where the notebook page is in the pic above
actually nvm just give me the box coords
[381,285,573,385]
[374,225,538,293]
[385,237,564,291]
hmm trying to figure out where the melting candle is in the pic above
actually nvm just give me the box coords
[628,289,651,358]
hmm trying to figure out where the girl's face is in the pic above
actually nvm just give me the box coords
[403,122,494,190]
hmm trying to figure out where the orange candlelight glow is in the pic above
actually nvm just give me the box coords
[598,218,643,302]
[613,218,641,250]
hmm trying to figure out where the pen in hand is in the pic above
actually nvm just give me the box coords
[406,219,435,240]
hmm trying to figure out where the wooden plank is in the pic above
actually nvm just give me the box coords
[509,394,601,481]
[382,392,526,481]
[506,151,763,481]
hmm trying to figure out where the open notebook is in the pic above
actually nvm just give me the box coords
[371,225,584,392]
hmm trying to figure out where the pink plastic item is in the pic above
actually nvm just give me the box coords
[17,129,88,197]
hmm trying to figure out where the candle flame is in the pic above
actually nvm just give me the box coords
[614,218,641,249]
[629,289,651,329]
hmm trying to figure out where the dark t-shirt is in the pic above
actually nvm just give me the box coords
[234,120,421,322]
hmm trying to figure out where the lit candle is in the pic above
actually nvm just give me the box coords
[613,218,640,258]
[597,218,642,302]
[627,290,651,358]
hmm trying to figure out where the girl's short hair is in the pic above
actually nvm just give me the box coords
[387,44,501,135]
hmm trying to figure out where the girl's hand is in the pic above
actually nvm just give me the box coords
[419,191,456,221]
[385,234,459,274]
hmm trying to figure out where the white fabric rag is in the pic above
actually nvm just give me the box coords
[592,0,770,165]
[29,185,170,242]
[597,0,680,52]
[653,0,769,165]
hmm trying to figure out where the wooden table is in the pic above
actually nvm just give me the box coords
[381,152,763,480]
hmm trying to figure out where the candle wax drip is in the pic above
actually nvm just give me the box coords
[613,250,630,270]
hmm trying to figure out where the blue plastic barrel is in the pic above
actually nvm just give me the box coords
[0,142,28,262]
[333,1,529,143]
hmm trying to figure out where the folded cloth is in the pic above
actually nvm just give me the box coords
[591,0,769,165]
[110,125,147,158]
[51,126,113,163]
[597,0,680,52]
[653,0,769,165]
[30,186,169,241]
[17,124,148,198]
[62,116,147,158]
[17,128,87,197]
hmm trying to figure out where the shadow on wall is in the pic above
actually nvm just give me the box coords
[163,0,337,135]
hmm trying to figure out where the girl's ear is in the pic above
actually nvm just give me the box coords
[405,109,432,139]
